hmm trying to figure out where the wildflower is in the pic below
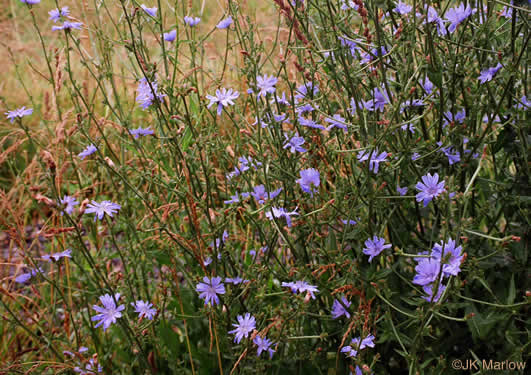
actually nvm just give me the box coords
[422,283,446,303]
[225,277,250,285]
[5,106,33,122]
[331,296,351,319]
[500,3,513,19]
[229,313,256,343]
[163,30,177,42]
[216,16,233,29]
[136,77,166,110]
[397,186,408,196]
[394,1,412,15]
[296,168,320,196]
[85,200,121,221]
[342,219,357,225]
[224,193,241,205]
[420,76,434,95]
[184,16,201,26]
[298,116,325,130]
[74,358,103,374]
[431,239,463,276]
[206,88,239,116]
[20,0,41,4]
[400,99,425,113]
[362,236,392,263]
[272,92,290,106]
[425,6,447,36]
[131,300,157,320]
[411,152,421,161]
[341,334,375,358]
[250,185,282,204]
[15,267,43,284]
[362,87,390,112]
[401,123,415,133]
[360,46,388,65]
[325,114,348,132]
[478,63,503,84]
[516,95,531,110]
[282,280,319,299]
[440,146,461,165]
[43,249,72,262]
[341,1,359,11]
[283,134,307,153]
[445,3,473,33]
[196,276,225,305]
[266,207,299,227]
[210,230,229,249]
[91,293,125,331]
[415,173,445,207]
[78,144,97,160]
[295,82,319,101]
[368,149,388,174]
[140,5,157,17]
[253,335,276,358]
[52,21,83,31]
[412,258,441,286]
[59,195,78,215]
[296,104,315,114]
[48,6,69,22]
[443,109,466,127]
[129,126,155,139]
[256,74,278,97]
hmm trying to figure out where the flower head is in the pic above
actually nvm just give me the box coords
[196,276,225,305]
[253,335,276,358]
[216,16,233,29]
[363,236,392,262]
[5,106,33,123]
[129,126,155,139]
[432,238,463,276]
[163,30,177,42]
[325,114,348,132]
[445,3,473,33]
[395,1,412,15]
[78,144,97,160]
[20,0,41,4]
[331,296,351,319]
[184,16,201,26]
[422,283,446,303]
[266,207,299,227]
[415,173,445,207]
[43,249,72,262]
[49,7,69,22]
[283,134,307,153]
[296,168,320,196]
[52,21,83,31]
[229,313,256,343]
[140,5,157,17]
[412,258,441,286]
[60,195,78,215]
[295,82,319,101]
[256,74,278,97]
[85,200,121,221]
[250,185,282,204]
[206,88,239,116]
[91,294,124,331]
[136,77,166,110]
[131,300,157,320]
[478,63,503,84]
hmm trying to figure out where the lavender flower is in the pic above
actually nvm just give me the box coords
[20,0,41,4]
[341,334,376,358]
[196,276,225,305]
[184,16,201,27]
[368,149,388,174]
[229,313,256,343]
[136,77,166,110]
[331,296,351,319]
[415,173,445,207]
[431,238,463,276]
[140,5,157,17]
[440,146,461,165]
[412,258,441,286]
[397,186,408,196]
[253,335,276,358]
[91,293,125,331]
[206,88,239,116]
[411,152,421,161]
[131,300,157,320]
[281,280,319,299]
[163,30,177,42]
[52,21,83,31]
[78,144,97,160]
[342,219,357,225]
[420,77,434,94]
[425,6,447,36]
[60,195,78,215]
[298,116,325,130]
[363,87,390,112]
[272,92,290,106]
[295,82,319,101]
[266,207,299,227]
[362,236,392,262]
[129,126,155,139]
[217,16,233,29]
[256,74,278,97]
[85,200,121,221]
[422,283,446,303]
[74,358,103,374]
[5,106,33,122]
[250,185,282,204]
[49,7,69,22]
[15,267,43,284]
[478,63,503,84]
[296,168,320,196]
[445,3,473,33]
[283,134,307,153]
[394,1,412,15]
[325,114,348,132]
[225,277,250,285]
[43,249,72,262]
